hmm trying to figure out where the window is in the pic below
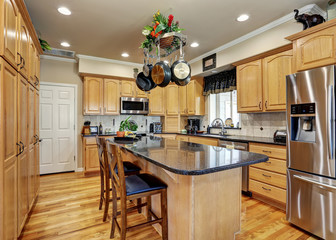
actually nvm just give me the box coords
[209,90,240,128]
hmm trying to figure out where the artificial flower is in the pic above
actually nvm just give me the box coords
[142,29,150,35]
[168,14,174,27]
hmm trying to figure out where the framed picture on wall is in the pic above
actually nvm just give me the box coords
[203,54,216,72]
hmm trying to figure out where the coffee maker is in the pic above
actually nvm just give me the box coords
[185,119,200,134]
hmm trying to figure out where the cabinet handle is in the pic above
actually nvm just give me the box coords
[265,100,268,109]
[17,53,22,67]
[259,101,262,109]
[21,57,25,70]
[262,173,271,178]
[20,141,25,153]
[16,142,22,156]
[264,161,272,165]
[262,150,272,154]
[262,187,271,191]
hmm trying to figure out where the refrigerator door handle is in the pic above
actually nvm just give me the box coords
[294,175,336,191]
[328,85,335,161]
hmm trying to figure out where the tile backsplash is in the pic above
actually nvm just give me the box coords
[200,112,287,138]
[83,115,160,133]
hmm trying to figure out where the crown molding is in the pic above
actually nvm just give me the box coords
[40,54,78,63]
[76,54,143,68]
[189,4,326,64]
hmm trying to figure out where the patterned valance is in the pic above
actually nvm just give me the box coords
[203,68,236,96]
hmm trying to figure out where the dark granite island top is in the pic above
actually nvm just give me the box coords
[107,136,268,175]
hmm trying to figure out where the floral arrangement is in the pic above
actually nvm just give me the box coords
[140,10,184,52]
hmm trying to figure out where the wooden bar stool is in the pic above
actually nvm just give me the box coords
[96,136,141,221]
[106,142,168,240]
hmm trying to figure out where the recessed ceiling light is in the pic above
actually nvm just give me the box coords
[190,42,199,48]
[237,14,249,22]
[60,42,70,47]
[58,7,71,15]
[121,53,129,57]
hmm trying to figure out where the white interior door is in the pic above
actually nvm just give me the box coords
[39,84,75,174]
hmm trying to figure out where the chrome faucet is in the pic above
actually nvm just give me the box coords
[211,118,227,135]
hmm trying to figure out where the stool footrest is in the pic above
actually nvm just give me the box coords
[127,218,163,232]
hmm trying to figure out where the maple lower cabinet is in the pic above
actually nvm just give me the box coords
[237,59,263,113]
[286,20,336,72]
[82,137,101,174]
[263,50,293,111]
[83,77,103,115]
[103,79,119,115]
[0,0,19,68]
[186,80,205,115]
[179,86,187,115]
[149,87,165,116]
[165,84,179,115]
[1,58,18,239]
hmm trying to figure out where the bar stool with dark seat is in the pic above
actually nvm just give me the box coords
[96,136,141,221]
[106,142,168,240]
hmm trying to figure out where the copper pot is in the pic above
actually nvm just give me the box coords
[116,131,125,137]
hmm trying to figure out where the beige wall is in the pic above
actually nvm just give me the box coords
[40,58,84,169]
[191,20,302,76]
[78,57,141,78]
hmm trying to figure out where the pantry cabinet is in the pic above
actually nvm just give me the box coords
[28,37,36,85]
[237,60,263,112]
[83,77,104,115]
[0,0,19,68]
[149,87,165,116]
[286,19,336,72]
[103,79,120,115]
[263,50,293,111]
[18,14,29,78]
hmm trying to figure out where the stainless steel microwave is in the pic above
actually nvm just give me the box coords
[120,97,149,115]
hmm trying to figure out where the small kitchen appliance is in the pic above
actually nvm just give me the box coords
[273,130,286,143]
[185,119,200,134]
[149,122,162,133]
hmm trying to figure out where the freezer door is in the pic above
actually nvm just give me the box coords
[287,169,336,239]
[286,65,336,178]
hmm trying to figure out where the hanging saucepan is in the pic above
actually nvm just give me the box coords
[151,44,171,87]
[136,72,151,91]
[171,40,191,86]
[143,53,153,78]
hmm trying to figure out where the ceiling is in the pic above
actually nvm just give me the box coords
[24,0,328,64]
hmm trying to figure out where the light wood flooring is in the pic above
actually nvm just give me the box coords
[19,172,318,240]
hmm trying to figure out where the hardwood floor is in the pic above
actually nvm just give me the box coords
[20,172,318,240]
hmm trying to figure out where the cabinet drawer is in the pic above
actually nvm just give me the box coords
[252,158,286,174]
[249,167,286,189]
[85,137,97,145]
[176,136,189,141]
[188,136,218,146]
[249,179,286,204]
[249,143,286,160]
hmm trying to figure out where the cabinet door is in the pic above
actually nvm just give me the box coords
[295,26,336,71]
[120,80,135,97]
[1,58,18,240]
[237,60,263,112]
[263,50,292,111]
[28,85,35,148]
[83,77,103,115]
[85,145,100,172]
[34,53,40,89]
[187,81,195,115]
[0,0,18,68]
[136,86,147,98]
[34,143,40,194]
[149,87,165,115]
[104,79,119,115]
[34,90,40,194]
[17,151,28,233]
[28,146,35,208]
[179,86,187,115]
[18,74,28,148]
[28,37,36,85]
[166,84,179,115]
[18,14,29,79]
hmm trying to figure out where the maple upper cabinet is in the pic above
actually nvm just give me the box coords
[135,85,147,98]
[286,20,336,72]
[263,50,293,111]
[18,14,29,78]
[120,80,135,97]
[0,0,19,68]
[83,77,104,115]
[165,84,179,115]
[28,37,36,85]
[179,86,187,115]
[187,79,205,116]
[34,52,40,89]
[149,87,165,116]
[237,59,263,113]
[103,79,119,115]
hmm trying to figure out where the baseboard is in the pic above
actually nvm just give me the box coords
[76,168,84,172]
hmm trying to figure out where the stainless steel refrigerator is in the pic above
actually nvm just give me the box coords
[286,65,336,239]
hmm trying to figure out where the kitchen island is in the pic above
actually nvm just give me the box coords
[107,136,268,240]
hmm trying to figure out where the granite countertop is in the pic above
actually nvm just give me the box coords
[107,136,268,175]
